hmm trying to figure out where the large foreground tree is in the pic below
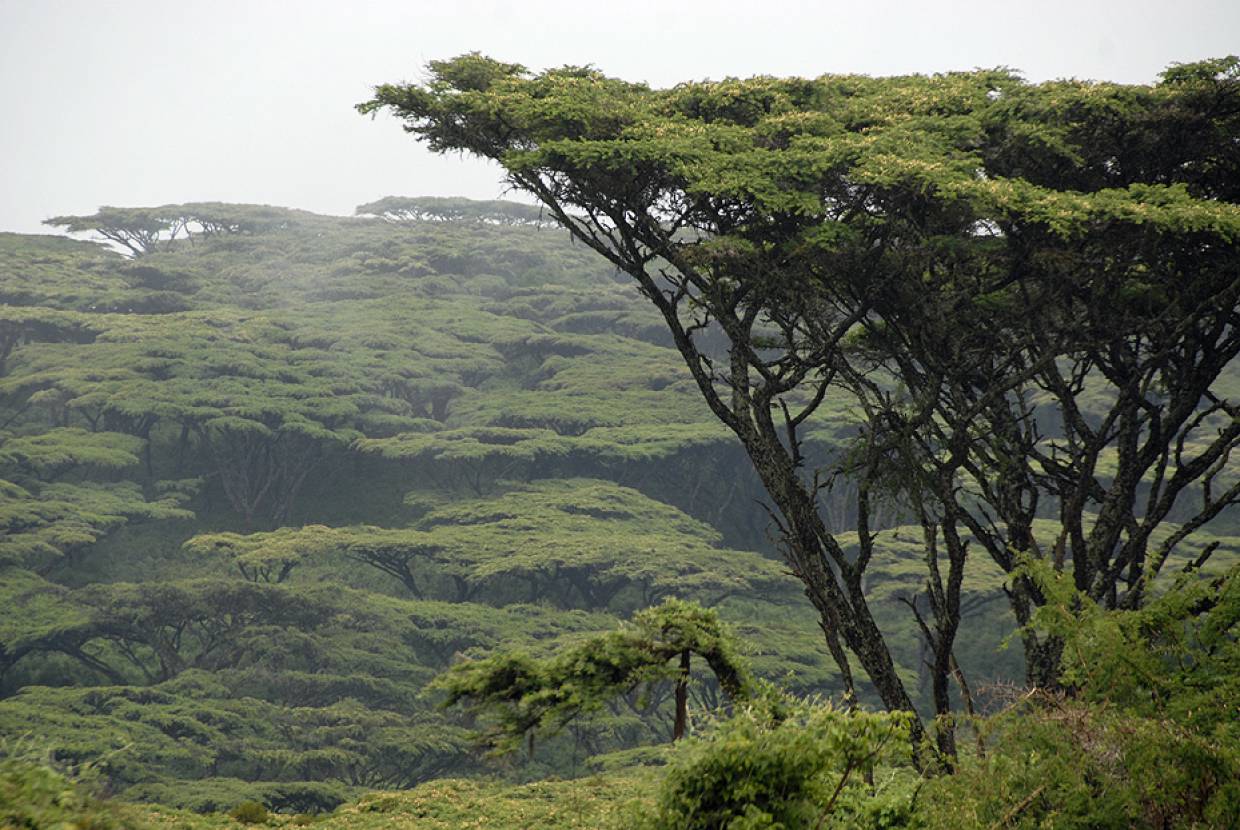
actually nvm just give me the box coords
[361,55,1240,754]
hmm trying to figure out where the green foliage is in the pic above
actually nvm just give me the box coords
[0,229,726,523]
[0,678,469,797]
[184,525,344,583]
[1020,556,1240,749]
[435,599,755,752]
[44,203,316,258]
[356,196,555,227]
[124,777,349,815]
[919,698,1240,829]
[0,479,194,570]
[408,480,790,608]
[362,57,1240,241]
[362,53,1240,733]
[45,206,174,257]
[917,562,1240,829]
[0,195,865,810]
[8,105,1239,825]
[0,209,755,539]
[0,755,144,830]
[228,801,271,825]
[635,695,913,830]
[0,232,132,312]
[0,428,145,476]
[339,773,651,829]
[0,569,630,796]
[182,480,793,612]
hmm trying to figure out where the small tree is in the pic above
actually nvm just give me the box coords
[435,599,754,750]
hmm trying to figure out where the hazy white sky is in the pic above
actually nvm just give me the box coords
[1,0,1237,235]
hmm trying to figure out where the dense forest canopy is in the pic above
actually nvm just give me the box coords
[2,201,867,812]
[2,55,1239,830]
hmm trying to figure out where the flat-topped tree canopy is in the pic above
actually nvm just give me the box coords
[187,479,793,611]
[0,422,195,572]
[411,479,793,609]
[43,203,319,256]
[1,218,775,536]
[356,196,556,227]
[362,55,1240,744]
[360,55,1239,241]
[0,233,165,313]
[435,598,756,751]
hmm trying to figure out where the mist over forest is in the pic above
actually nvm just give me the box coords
[2,50,1239,830]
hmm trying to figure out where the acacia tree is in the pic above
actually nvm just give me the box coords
[436,599,754,750]
[44,207,177,257]
[362,55,1240,752]
[357,196,556,227]
[838,58,1240,687]
[44,203,303,257]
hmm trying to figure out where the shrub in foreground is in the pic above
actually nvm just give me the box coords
[0,757,144,830]
[918,697,1240,829]
[634,694,915,829]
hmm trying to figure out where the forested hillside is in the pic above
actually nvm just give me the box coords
[1,200,985,812]
[4,56,1240,830]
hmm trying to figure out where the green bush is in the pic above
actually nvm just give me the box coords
[227,800,270,825]
[125,778,349,816]
[635,694,914,829]
[0,757,143,830]
[919,563,1240,829]
[919,698,1240,829]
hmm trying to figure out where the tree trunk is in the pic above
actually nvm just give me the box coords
[673,649,690,741]
[745,435,927,752]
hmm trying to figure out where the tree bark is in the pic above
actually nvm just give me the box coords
[673,649,690,741]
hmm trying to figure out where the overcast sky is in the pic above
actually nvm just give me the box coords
[2,0,1237,235]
